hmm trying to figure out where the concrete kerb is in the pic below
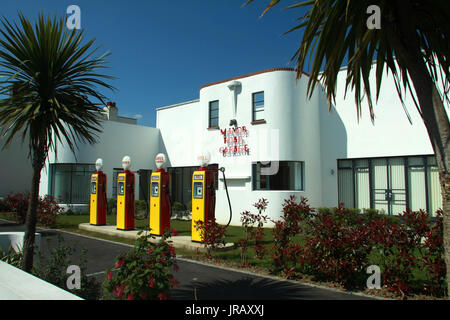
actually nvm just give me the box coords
[77,223,235,253]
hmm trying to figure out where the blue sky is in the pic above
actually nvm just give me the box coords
[0,0,308,127]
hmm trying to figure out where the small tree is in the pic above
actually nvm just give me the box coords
[0,13,115,272]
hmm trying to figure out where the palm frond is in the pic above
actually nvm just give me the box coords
[0,12,116,159]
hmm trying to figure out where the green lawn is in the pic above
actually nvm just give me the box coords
[53,214,273,265]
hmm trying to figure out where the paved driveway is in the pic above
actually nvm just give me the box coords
[0,219,374,300]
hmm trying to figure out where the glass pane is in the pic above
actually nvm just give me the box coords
[91,182,97,194]
[253,110,264,121]
[253,161,303,191]
[193,182,203,199]
[338,160,352,169]
[253,92,264,103]
[254,101,264,108]
[209,101,219,111]
[209,117,218,127]
[389,158,406,215]
[372,159,388,214]
[427,165,442,215]
[53,168,71,203]
[338,168,354,207]
[210,109,219,118]
[408,166,426,211]
[71,172,90,203]
[408,157,424,166]
[118,182,125,195]
[151,182,159,197]
[355,167,370,209]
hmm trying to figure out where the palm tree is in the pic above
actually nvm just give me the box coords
[0,12,115,272]
[244,0,450,295]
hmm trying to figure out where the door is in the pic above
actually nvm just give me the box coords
[372,158,406,215]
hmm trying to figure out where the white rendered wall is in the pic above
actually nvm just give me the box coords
[40,119,161,201]
[332,66,434,159]
[0,133,33,198]
[158,70,325,225]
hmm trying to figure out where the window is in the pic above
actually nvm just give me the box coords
[337,155,442,216]
[208,100,219,128]
[49,163,95,204]
[252,161,304,191]
[111,168,122,198]
[252,91,265,122]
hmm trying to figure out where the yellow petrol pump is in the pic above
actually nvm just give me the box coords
[90,158,107,225]
[191,151,232,242]
[149,153,171,236]
[117,156,135,230]
[191,152,217,242]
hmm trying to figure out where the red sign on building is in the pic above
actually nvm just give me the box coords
[219,126,250,157]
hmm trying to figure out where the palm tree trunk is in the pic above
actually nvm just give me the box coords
[398,52,450,297]
[22,144,45,273]
[388,3,450,294]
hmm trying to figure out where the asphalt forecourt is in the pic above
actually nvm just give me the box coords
[0,219,379,301]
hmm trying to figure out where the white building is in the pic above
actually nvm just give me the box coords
[0,67,443,225]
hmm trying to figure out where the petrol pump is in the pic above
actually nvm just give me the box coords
[116,156,135,230]
[191,152,214,242]
[90,158,107,226]
[191,152,232,242]
[149,153,171,236]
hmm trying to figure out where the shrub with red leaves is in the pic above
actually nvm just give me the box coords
[193,218,227,258]
[238,198,269,265]
[271,196,312,277]
[5,192,29,224]
[37,194,61,227]
[5,193,61,227]
[296,200,447,296]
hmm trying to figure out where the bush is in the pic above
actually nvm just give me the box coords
[33,234,101,300]
[107,198,116,215]
[103,230,179,300]
[172,202,184,212]
[0,246,23,268]
[5,192,29,224]
[271,196,313,277]
[238,198,269,266]
[135,199,148,212]
[193,218,227,258]
[4,193,61,227]
[299,203,373,288]
[186,200,192,211]
[0,197,9,212]
[296,201,447,296]
[37,195,61,228]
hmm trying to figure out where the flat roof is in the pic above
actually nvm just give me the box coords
[156,99,200,111]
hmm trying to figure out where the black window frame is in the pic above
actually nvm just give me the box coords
[208,100,219,128]
[252,161,304,191]
[252,91,265,122]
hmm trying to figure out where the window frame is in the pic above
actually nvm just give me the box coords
[252,91,266,124]
[208,100,219,129]
[252,161,304,191]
